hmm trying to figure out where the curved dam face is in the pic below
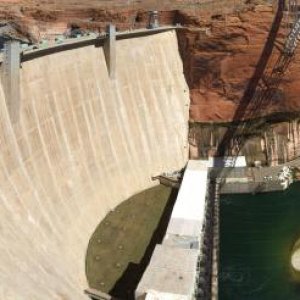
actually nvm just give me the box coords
[0,31,189,299]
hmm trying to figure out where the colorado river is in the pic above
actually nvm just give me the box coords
[220,182,300,300]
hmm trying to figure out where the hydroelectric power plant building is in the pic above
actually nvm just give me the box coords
[136,160,210,299]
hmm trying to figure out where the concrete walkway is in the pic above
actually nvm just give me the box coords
[0,26,180,63]
[136,160,210,299]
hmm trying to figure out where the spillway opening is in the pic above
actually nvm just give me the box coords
[85,185,178,299]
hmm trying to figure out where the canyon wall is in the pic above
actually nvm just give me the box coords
[2,1,290,125]
[177,4,300,122]
[0,30,189,299]
[190,117,300,166]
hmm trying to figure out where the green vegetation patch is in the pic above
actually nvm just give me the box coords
[85,185,175,298]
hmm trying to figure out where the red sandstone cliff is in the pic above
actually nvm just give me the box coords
[1,1,300,123]
[179,4,300,122]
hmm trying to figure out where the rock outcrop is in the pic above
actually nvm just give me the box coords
[3,1,300,124]
[179,4,300,122]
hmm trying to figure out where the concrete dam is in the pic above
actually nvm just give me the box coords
[0,30,190,299]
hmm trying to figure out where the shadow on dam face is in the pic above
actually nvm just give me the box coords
[86,185,178,299]
[0,30,189,299]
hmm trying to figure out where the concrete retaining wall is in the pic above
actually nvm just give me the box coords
[0,31,189,299]
[220,181,284,194]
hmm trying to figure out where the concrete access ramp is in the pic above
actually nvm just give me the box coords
[0,30,189,299]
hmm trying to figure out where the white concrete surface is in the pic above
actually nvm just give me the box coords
[137,160,209,299]
[166,160,209,237]
[144,291,189,300]
[208,156,247,167]
[0,30,189,300]
[135,245,198,300]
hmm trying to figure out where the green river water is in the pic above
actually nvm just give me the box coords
[220,182,300,300]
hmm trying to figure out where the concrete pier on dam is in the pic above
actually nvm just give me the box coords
[0,29,190,299]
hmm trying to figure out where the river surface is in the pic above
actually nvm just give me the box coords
[220,182,300,300]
